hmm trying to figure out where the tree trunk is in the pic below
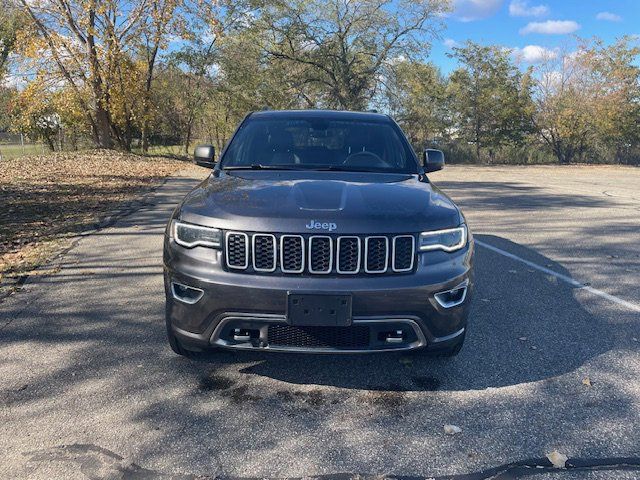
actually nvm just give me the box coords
[141,123,149,153]
[184,119,193,155]
[87,4,113,149]
[93,104,113,149]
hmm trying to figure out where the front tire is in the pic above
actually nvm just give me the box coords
[166,324,194,357]
[413,330,466,357]
[165,311,208,357]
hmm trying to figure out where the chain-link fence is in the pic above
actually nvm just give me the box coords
[0,133,50,160]
[0,131,194,160]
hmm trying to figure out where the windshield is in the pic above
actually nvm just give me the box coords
[220,117,419,173]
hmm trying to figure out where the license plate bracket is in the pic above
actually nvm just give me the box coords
[286,293,352,326]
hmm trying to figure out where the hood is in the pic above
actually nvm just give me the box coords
[178,170,461,234]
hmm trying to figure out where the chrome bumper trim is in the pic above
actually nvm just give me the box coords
[209,315,428,354]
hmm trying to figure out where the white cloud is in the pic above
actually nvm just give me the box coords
[443,38,460,49]
[596,12,622,22]
[512,45,558,63]
[452,0,504,22]
[509,0,549,17]
[520,20,580,35]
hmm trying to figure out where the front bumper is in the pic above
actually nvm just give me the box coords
[164,239,473,354]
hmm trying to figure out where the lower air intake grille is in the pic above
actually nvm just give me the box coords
[267,325,370,349]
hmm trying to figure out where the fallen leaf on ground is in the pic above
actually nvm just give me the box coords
[444,424,462,435]
[582,377,592,387]
[546,450,568,469]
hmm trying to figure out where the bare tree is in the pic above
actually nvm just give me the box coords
[18,0,183,149]
[532,46,595,164]
[257,0,449,110]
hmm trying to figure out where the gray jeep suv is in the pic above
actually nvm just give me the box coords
[164,110,474,356]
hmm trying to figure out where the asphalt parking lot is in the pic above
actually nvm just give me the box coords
[1,165,639,479]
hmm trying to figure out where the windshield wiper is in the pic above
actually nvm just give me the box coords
[223,164,303,171]
[307,165,388,173]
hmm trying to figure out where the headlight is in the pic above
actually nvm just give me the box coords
[419,225,467,252]
[172,221,222,249]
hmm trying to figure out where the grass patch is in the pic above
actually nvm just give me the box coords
[0,150,190,294]
[0,143,49,160]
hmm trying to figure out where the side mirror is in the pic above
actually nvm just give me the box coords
[423,149,445,173]
[194,144,216,168]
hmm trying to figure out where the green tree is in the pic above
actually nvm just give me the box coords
[531,38,640,165]
[582,37,640,163]
[448,41,534,162]
[385,60,450,150]
[0,0,24,80]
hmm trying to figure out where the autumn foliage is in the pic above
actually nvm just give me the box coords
[2,0,640,164]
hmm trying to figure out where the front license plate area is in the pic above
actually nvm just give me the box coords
[287,293,352,326]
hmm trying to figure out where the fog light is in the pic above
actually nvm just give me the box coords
[171,282,204,304]
[382,330,405,344]
[434,280,468,308]
[232,328,256,342]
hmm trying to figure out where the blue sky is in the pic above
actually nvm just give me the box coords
[431,0,640,72]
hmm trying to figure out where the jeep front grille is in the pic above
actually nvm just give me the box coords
[225,233,415,275]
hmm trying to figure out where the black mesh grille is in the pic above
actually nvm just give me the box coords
[253,235,275,271]
[393,236,414,271]
[281,236,303,272]
[309,237,332,272]
[338,237,359,273]
[366,237,388,272]
[267,325,370,349]
[227,233,247,267]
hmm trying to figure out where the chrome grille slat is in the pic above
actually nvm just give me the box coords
[308,236,333,274]
[280,235,305,273]
[336,236,361,274]
[364,236,389,273]
[392,235,415,272]
[253,234,277,272]
[225,232,249,269]
[225,233,414,275]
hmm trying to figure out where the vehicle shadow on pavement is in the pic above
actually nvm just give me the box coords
[191,233,626,392]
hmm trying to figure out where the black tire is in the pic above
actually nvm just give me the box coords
[166,324,193,356]
[165,316,207,358]
[412,330,466,358]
